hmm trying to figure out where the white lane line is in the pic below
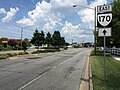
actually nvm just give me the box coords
[17,57,72,90]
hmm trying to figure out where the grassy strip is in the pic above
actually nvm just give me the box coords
[91,51,120,90]
[32,49,60,54]
[0,52,28,59]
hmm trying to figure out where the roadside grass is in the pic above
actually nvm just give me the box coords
[0,52,28,60]
[31,49,60,54]
[91,51,120,90]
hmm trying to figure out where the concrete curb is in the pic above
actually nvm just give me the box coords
[79,55,93,90]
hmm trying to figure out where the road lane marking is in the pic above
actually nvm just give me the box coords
[17,56,72,90]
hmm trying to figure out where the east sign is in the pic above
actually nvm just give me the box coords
[97,5,112,28]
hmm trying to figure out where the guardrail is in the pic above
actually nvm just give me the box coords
[106,48,120,56]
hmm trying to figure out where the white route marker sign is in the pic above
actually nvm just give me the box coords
[97,5,112,37]
[97,13,112,27]
[98,28,111,36]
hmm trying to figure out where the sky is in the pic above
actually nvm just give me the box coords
[0,0,113,43]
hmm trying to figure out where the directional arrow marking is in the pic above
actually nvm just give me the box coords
[102,29,107,35]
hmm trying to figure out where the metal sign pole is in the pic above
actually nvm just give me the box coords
[104,36,106,82]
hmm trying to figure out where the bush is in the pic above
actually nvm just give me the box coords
[42,47,59,50]
[64,47,68,50]
[18,52,28,55]
[31,50,39,54]
[7,53,17,57]
[0,54,9,59]
[32,49,60,54]
[0,45,12,51]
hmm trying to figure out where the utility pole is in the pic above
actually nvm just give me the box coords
[21,27,23,50]
[73,5,96,53]
[94,7,97,55]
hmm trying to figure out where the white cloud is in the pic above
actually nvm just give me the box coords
[2,7,19,23]
[16,0,87,27]
[17,1,52,26]
[16,0,108,42]
[62,21,93,38]
[0,8,6,14]
[78,0,108,23]
[16,17,35,26]
[51,0,87,9]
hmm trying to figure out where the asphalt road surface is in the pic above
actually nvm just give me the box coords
[0,48,92,90]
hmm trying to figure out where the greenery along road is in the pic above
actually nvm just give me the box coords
[97,1,120,47]
[91,51,120,90]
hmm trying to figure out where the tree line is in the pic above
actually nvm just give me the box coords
[97,0,120,48]
[30,29,68,49]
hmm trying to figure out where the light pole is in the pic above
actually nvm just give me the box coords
[73,5,97,54]
[21,27,23,50]
[20,25,35,50]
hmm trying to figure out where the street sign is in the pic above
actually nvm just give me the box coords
[98,28,111,36]
[97,13,112,27]
[97,5,112,13]
[97,4,112,82]
[97,5,112,28]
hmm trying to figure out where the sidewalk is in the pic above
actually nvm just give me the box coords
[79,55,93,90]
[111,55,120,61]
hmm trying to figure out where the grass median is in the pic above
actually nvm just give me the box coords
[91,51,120,90]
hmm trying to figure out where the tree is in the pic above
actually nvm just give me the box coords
[52,31,65,47]
[8,39,17,49]
[45,32,52,47]
[97,1,120,47]
[40,31,45,45]
[22,40,27,52]
[24,38,31,47]
[112,0,120,47]
[31,29,45,49]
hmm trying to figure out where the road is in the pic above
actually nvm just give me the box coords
[0,48,92,90]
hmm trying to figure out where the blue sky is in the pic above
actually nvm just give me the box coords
[0,0,112,43]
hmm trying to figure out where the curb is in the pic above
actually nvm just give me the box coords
[79,55,93,90]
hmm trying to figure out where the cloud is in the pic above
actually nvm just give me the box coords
[78,0,108,23]
[2,7,19,23]
[16,0,108,42]
[0,8,6,14]
[62,21,93,38]
[17,1,52,26]
[16,17,35,26]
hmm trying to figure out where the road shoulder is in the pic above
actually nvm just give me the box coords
[79,55,93,90]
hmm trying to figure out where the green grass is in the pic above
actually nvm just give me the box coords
[32,49,60,54]
[91,51,120,90]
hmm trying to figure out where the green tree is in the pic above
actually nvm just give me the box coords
[31,29,41,49]
[22,40,27,52]
[112,0,120,47]
[31,29,45,49]
[97,1,120,47]
[45,32,52,47]
[40,31,45,45]
[52,31,65,47]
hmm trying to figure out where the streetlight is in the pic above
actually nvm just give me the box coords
[20,25,35,50]
[73,4,97,54]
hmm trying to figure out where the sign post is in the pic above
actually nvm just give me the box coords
[97,4,112,82]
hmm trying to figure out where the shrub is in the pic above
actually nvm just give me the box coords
[18,52,28,55]
[7,53,17,57]
[64,47,68,50]
[0,54,9,59]
[32,49,60,54]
